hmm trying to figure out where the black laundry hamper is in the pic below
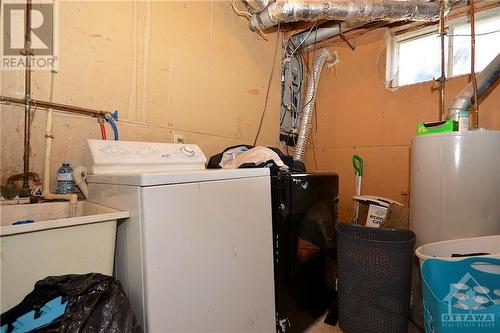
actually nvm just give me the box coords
[336,223,415,333]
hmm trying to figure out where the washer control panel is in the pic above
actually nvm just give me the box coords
[87,139,207,173]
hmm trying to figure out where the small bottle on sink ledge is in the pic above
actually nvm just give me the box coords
[55,161,75,194]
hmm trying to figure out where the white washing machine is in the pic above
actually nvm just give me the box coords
[85,140,276,332]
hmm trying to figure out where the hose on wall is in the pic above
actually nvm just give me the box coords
[99,120,107,140]
[105,113,119,141]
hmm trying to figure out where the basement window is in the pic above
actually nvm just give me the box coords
[388,8,500,88]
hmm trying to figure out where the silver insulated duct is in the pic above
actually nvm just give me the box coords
[249,0,444,31]
[294,48,336,162]
[449,53,500,120]
[243,0,274,13]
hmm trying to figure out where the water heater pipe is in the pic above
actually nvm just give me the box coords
[294,48,336,162]
[448,53,500,121]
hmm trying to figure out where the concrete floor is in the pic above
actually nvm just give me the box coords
[304,314,422,333]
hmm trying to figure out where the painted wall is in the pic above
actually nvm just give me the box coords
[304,29,500,222]
[1,0,281,189]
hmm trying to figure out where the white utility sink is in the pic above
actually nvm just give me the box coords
[0,201,129,312]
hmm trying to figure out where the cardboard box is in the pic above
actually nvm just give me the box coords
[353,195,403,228]
[365,203,388,228]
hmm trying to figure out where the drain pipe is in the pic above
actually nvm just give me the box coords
[73,167,88,199]
[294,48,336,162]
[42,106,77,206]
[42,107,54,193]
[448,53,500,123]
[42,109,78,208]
[42,71,78,207]
[249,0,445,31]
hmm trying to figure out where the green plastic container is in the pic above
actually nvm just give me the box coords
[417,120,458,136]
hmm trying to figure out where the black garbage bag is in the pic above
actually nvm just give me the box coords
[0,273,142,333]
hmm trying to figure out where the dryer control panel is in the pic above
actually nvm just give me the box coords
[87,139,207,173]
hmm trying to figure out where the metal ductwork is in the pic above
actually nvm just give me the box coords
[289,21,367,49]
[448,53,500,120]
[249,0,445,31]
[242,0,274,13]
[294,48,336,162]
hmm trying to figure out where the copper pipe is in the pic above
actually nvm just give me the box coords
[22,0,33,196]
[10,0,109,197]
[470,0,479,128]
[0,96,110,118]
[439,0,446,121]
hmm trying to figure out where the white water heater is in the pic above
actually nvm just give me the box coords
[410,130,500,247]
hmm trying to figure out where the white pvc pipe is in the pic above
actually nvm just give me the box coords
[42,71,78,209]
[43,109,53,191]
[43,70,56,192]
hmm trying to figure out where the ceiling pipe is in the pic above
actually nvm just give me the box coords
[249,0,446,31]
[289,21,367,50]
[448,53,500,122]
